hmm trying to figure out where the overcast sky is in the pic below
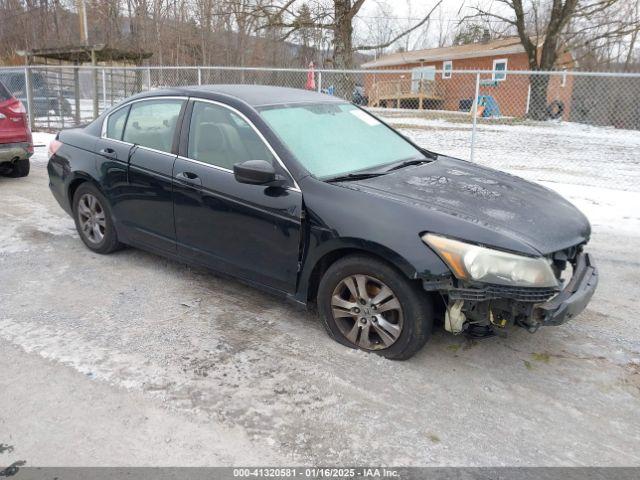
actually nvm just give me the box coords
[355,0,477,52]
[352,0,515,53]
[359,0,470,20]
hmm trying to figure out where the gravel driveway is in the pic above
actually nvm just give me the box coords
[1,139,639,467]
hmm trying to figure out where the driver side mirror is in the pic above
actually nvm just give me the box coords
[233,160,279,185]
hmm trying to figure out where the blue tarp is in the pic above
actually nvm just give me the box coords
[458,95,501,117]
[477,95,501,117]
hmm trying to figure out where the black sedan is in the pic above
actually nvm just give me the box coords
[47,85,598,360]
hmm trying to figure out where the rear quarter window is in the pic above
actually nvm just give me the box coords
[105,105,130,140]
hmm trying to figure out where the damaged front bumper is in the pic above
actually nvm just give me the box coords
[434,252,598,334]
[534,253,598,326]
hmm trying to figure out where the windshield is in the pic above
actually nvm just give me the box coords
[259,103,424,179]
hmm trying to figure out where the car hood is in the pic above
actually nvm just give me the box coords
[341,156,591,255]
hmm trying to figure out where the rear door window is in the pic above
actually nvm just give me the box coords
[122,99,184,153]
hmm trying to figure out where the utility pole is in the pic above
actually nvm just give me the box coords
[76,0,89,44]
[76,0,98,119]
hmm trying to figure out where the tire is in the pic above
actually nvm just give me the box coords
[6,159,30,178]
[546,100,564,120]
[72,182,122,254]
[317,254,433,360]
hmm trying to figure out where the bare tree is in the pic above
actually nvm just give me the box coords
[471,0,640,119]
[356,0,397,58]
[623,3,640,71]
[568,0,640,71]
[435,2,456,47]
[261,0,442,69]
[0,0,77,61]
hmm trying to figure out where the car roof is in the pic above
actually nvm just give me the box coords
[174,84,345,108]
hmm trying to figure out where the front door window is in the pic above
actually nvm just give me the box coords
[187,101,275,170]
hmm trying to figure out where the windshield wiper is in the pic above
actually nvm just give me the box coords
[385,158,430,172]
[325,172,388,182]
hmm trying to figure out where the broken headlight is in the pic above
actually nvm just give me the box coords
[422,233,558,288]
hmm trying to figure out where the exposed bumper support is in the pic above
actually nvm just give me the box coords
[535,252,598,326]
[437,251,597,334]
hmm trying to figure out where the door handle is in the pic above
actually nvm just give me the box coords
[99,147,117,159]
[175,171,202,186]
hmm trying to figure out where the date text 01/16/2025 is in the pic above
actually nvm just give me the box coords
[232,467,401,478]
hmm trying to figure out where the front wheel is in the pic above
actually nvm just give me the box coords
[317,255,433,360]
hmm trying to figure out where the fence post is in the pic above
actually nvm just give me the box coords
[147,68,152,90]
[73,65,81,125]
[470,72,480,163]
[91,50,99,120]
[101,69,107,113]
[198,67,202,85]
[57,70,65,129]
[24,67,34,130]
[317,71,322,93]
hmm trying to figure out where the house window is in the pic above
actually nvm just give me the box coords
[442,60,452,79]
[410,66,435,93]
[492,58,508,81]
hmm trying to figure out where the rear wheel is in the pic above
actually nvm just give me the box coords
[6,159,30,178]
[72,183,121,254]
[317,255,433,360]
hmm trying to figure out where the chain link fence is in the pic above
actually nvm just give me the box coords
[1,65,639,190]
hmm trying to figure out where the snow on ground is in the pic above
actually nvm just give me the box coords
[542,182,640,238]
[31,99,113,130]
[32,131,55,152]
[381,114,640,193]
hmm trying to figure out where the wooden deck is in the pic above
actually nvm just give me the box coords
[369,78,443,109]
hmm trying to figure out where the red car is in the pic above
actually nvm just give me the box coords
[0,79,33,177]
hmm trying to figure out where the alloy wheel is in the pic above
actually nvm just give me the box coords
[331,274,404,350]
[77,193,106,244]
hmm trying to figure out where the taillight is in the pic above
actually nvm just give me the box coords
[7,101,26,114]
[2,99,27,124]
[48,139,63,158]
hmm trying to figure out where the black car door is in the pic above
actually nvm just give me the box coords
[172,99,303,294]
[95,103,138,229]
[105,97,186,253]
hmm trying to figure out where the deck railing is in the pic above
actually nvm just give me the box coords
[369,78,444,108]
